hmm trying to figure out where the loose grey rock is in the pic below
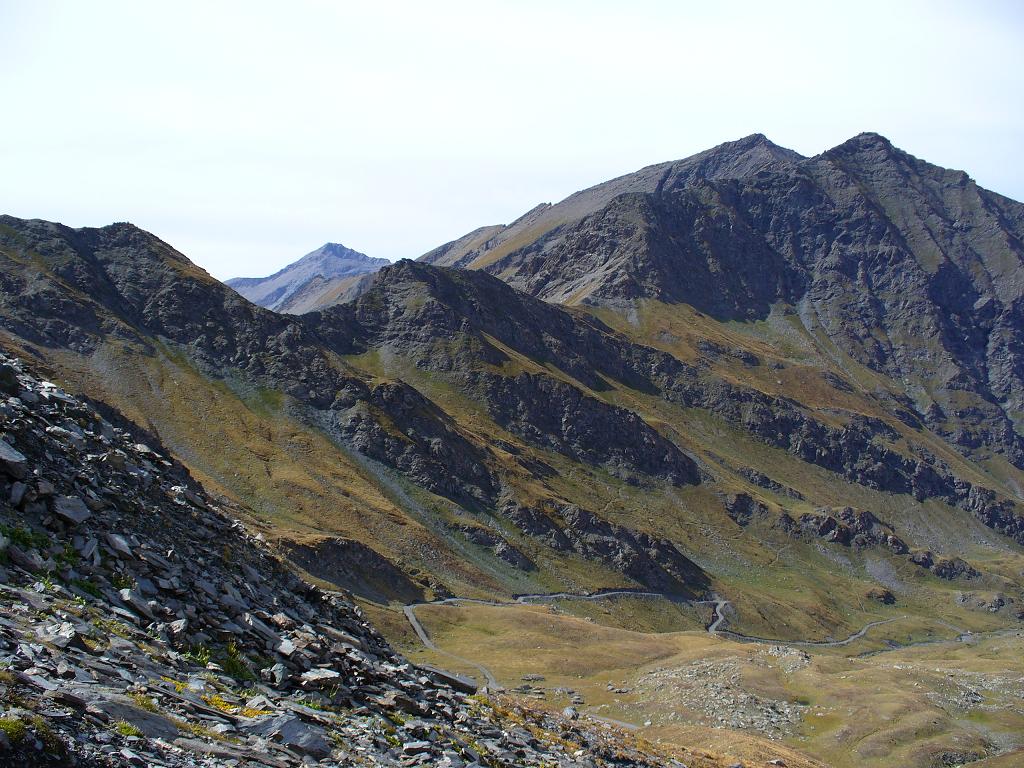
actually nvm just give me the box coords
[0,439,27,479]
[54,495,92,525]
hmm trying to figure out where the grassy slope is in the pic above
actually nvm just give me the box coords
[6,337,506,600]
[341,301,1024,643]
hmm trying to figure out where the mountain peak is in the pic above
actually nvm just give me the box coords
[827,131,898,157]
[726,132,773,149]
[418,135,805,271]
[302,242,375,262]
[703,133,796,159]
[652,133,803,191]
[852,130,893,145]
[371,257,443,291]
[227,242,389,311]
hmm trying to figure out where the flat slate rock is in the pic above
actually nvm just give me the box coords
[54,495,92,525]
[0,439,27,479]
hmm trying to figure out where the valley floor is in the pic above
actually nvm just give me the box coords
[376,594,1024,768]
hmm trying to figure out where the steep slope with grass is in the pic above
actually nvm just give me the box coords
[0,351,695,768]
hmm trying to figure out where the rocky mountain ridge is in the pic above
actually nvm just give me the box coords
[0,216,716,598]
[420,134,802,273]
[3,211,1024,595]
[315,259,1024,549]
[422,133,1024,475]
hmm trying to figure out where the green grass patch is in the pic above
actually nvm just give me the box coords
[0,717,27,744]
[113,720,144,738]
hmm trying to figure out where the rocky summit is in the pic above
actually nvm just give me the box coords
[1,133,1024,768]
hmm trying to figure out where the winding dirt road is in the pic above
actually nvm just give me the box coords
[706,599,908,647]
[402,591,687,691]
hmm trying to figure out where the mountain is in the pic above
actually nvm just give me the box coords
[421,133,802,271]
[424,133,1024,476]
[226,242,388,312]
[0,216,714,602]
[3,132,1024,766]
[273,270,379,314]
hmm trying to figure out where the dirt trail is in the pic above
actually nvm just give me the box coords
[402,604,501,689]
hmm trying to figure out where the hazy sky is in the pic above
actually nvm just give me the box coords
[2,1,1022,279]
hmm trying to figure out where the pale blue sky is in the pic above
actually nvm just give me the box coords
[2,1,1022,279]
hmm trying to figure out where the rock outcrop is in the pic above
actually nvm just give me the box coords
[455,524,535,571]
[794,507,908,553]
[501,500,708,595]
[337,380,498,504]
[775,506,980,581]
[723,493,771,527]
[278,537,427,604]
[477,372,699,486]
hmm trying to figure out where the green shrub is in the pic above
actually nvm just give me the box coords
[184,644,211,666]
[0,524,48,550]
[221,641,255,681]
[0,717,26,743]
